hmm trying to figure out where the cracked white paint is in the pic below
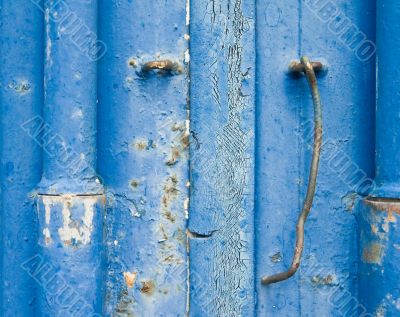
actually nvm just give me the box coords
[41,195,98,246]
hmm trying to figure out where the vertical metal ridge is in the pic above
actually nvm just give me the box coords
[0,1,44,315]
[33,1,105,315]
[358,1,400,315]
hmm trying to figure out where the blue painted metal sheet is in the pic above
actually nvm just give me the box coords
[0,1,397,317]
[255,0,375,316]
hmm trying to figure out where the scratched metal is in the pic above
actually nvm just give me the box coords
[98,1,189,315]
[189,0,255,316]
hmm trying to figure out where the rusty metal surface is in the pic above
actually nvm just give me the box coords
[358,198,400,315]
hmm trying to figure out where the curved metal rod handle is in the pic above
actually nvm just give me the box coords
[261,56,323,285]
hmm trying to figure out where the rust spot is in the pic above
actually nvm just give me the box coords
[128,58,137,67]
[140,280,155,296]
[164,211,176,223]
[141,60,182,74]
[181,133,189,149]
[123,272,137,289]
[135,139,156,151]
[166,147,181,166]
[162,175,179,208]
[115,290,135,315]
[362,242,383,264]
[135,141,147,151]
[365,198,399,233]
[130,180,139,189]
[365,198,400,216]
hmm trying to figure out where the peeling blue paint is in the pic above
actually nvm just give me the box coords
[98,1,189,315]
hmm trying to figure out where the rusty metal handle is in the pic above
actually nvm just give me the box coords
[141,60,182,74]
[261,56,323,285]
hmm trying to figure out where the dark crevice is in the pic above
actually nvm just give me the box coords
[187,229,218,239]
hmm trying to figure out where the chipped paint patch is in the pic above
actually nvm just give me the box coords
[133,139,156,151]
[140,280,155,296]
[40,195,100,246]
[123,272,137,289]
[71,109,84,119]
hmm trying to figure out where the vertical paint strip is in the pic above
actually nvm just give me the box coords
[189,1,255,316]
[98,1,189,315]
[0,1,43,315]
[34,0,105,315]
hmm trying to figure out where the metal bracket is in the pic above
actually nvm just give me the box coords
[141,60,182,75]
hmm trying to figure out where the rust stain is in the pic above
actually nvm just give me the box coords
[130,179,139,189]
[135,141,147,151]
[162,175,179,208]
[140,280,155,296]
[164,211,176,223]
[362,242,384,264]
[181,132,189,149]
[141,60,183,74]
[134,139,156,151]
[115,290,135,316]
[123,272,137,289]
[128,58,137,68]
[166,147,181,166]
[365,198,400,221]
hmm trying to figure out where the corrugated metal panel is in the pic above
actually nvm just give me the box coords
[1,1,399,317]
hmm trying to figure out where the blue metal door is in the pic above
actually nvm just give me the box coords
[0,0,398,316]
